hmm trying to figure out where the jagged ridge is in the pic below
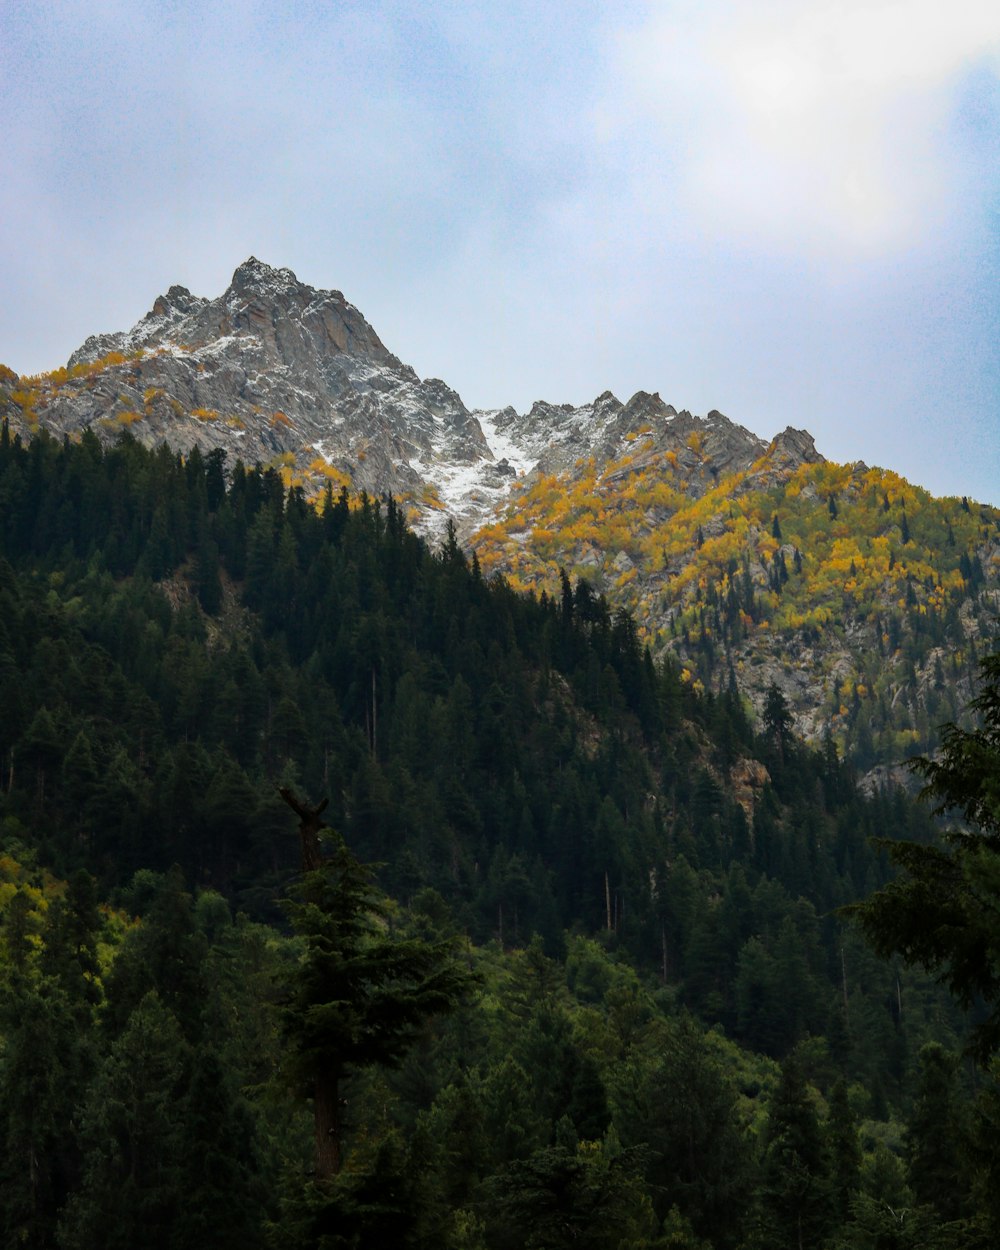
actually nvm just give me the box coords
[2,258,996,767]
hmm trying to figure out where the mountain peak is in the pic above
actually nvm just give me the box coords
[230,257,301,295]
[150,285,202,319]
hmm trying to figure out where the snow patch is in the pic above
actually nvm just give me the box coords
[475,408,531,476]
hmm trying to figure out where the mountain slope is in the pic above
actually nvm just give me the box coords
[470,428,1000,767]
[2,258,490,517]
[0,260,809,541]
[2,257,997,764]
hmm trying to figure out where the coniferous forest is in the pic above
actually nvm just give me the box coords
[1,424,999,1248]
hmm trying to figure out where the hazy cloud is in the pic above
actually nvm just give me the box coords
[0,0,997,502]
[608,0,1000,254]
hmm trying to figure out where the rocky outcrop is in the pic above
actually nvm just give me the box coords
[730,757,771,821]
[744,427,824,489]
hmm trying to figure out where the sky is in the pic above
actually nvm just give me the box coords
[2,0,999,503]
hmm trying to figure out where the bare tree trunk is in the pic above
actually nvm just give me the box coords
[661,922,668,983]
[841,946,850,1029]
[314,1071,342,1180]
[279,787,342,1178]
[279,787,328,872]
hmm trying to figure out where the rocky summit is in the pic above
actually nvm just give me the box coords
[2,259,820,542]
[13,258,490,524]
[3,259,997,767]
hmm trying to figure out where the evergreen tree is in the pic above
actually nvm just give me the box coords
[904,1044,969,1223]
[482,1134,653,1250]
[173,1046,267,1249]
[278,794,473,1180]
[613,1016,750,1248]
[756,1049,831,1250]
[762,684,794,764]
[0,980,88,1249]
[40,869,102,1012]
[58,993,190,1250]
[103,866,208,1041]
[826,1078,860,1224]
[852,652,1000,1059]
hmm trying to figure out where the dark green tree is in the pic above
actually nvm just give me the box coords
[41,869,102,1012]
[904,1044,969,1223]
[172,1046,267,1249]
[482,1134,653,1250]
[851,652,1000,1059]
[102,865,208,1041]
[762,684,794,764]
[58,993,190,1250]
[0,980,88,1249]
[278,790,473,1180]
[826,1078,860,1224]
[613,1016,750,1248]
[756,1049,831,1250]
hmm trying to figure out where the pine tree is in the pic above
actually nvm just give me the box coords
[613,1016,750,1248]
[58,993,190,1250]
[904,1043,968,1222]
[826,1078,860,1223]
[278,793,473,1180]
[482,1134,653,1250]
[757,1049,831,1250]
[173,1046,266,1249]
[762,684,794,764]
[851,652,1000,1060]
[0,980,89,1249]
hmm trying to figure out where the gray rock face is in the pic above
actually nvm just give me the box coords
[31,259,493,521]
[13,258,822,544]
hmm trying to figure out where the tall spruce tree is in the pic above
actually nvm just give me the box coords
[278,790,472,1181]
[756,1049,831,1250]
[851,652,1000,1060]
[904,1044,969,1223]
[58,993,190,1250]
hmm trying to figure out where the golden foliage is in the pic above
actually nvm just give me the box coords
[469,440,998,694]
[308,459,352,489]
[420,483,446,510]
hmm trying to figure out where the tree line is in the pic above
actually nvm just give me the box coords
[0,422,998,1245]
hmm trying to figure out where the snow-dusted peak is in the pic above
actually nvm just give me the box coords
[145,285,203,320]
[592,390,624,418]
[229,256,301,297]
[43,258,821,552]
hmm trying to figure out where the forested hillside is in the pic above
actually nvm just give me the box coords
[0,423,997,1248]
[472,433,1000,770]
[4,257,997,774]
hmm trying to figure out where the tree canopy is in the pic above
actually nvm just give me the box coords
[852,652,1000,1060]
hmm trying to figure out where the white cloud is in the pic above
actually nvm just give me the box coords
[608,0,1000,254]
